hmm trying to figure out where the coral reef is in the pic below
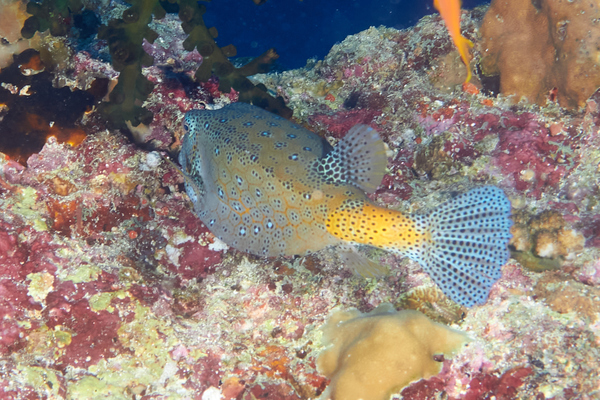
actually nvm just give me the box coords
[1,3,600,399]
[480,0,600,109]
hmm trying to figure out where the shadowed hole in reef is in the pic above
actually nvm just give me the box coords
[0,49,106,165]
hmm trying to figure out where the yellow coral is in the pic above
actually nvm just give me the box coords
[317,303,468,400]
[509,225,532,252]
[396,286,464,324]
[510,210,585,267]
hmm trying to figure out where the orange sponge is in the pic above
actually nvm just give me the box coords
[317,303,468,400]
[480,0,600,109]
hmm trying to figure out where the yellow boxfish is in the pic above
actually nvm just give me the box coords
[179,103,512,307]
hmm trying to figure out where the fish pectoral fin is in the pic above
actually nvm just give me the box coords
[338,244,389,278]
[316,125,387,193]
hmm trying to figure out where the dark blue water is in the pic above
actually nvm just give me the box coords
[203,0,489,70]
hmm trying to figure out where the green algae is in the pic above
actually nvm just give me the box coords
[77,300,189,397]
[67,375,126,400]
[32,218,48,232]
[26,272,55,303]
[13,186,48,231]
[18,296,200,398]
[53,328,72,348]
[89,290,128,312]
[89,292,116,312]
[16,320,32,329]
[117,266,142,284]
[364,277,379,295]
[511,250,562,272]
[16,366,62,398]
[25,324,72,360]
[57,262,102,283]
[473,134,500,154]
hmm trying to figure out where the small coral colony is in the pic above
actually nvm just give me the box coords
[1,0,599,398]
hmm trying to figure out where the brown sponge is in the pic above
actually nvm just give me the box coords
[480,0,600,109]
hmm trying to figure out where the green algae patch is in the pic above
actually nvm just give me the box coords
[16,365,62,398]
[67,375,127,400]
[17,320,32,329]
[317,303,469,400]
[89,290,128,312]
[363,277,379,295]
[14,187,39,215]
[512,250,561,272]
[26,325,72,359]
[27,272,55,303]
[13,187,48,231]
[57,262,102,283]
[33,219,48,232]
[53,327,73,348]
[74,301,192,397]
[89,292,115,312]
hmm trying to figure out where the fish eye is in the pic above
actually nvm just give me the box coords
[183,124,189,132]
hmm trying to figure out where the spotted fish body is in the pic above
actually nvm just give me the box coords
[180,103,512,307]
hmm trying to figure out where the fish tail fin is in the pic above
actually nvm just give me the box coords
[416,186,512,307]
[317,125,387,193]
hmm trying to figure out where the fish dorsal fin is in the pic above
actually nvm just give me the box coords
[315,125,387,193]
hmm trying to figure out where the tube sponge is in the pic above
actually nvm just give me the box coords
[317,303,468,400]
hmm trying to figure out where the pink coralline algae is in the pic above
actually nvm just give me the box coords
[0,224,63,355]
[461,367,534,400]
[44,287,127,370]
[398,366,533,400]
[0,280,36,356]
[307,108,382,139]
[473,112,572,198]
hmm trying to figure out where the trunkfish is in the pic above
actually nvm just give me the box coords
[179,102,512,307]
